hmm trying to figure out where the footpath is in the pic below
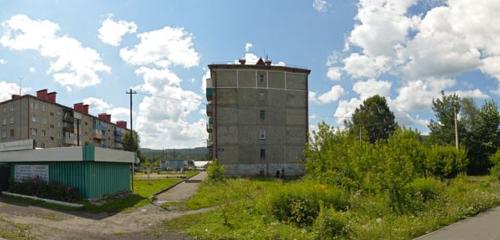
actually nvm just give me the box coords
[415,206,500,240]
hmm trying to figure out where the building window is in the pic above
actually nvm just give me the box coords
[42,104,46,111]
[50,124,54,128]
[42,130,46,137]
[50,112,54,116]
[259,74,265,83]
[260,110,266,121]
[10,105,14,112]
[10,129,15,137]
[259,129,266,140]
[50,136,54,141]
[260,149,266,161]
[32,116,37,123]
[2,119,6,125]
[1,130,6,138]
[42,118,47,124]
[31,128,37,136]
[10,117,14,124]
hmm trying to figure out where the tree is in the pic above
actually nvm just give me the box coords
[143,157,159,184]
[427,92,466,146]
[464,100,500,174]
[123,130,140,152]
[348,95,397,143]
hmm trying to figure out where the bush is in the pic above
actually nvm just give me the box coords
[408,178,444,203]
[313,204,350,240]
[207,159,225,182]
[489,149,500,179]
[8,177,82,203]
[425,145,468,179]
[268,182,348,227]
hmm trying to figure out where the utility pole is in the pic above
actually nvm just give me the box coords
[454,104,459,150]
[126,89,137,191]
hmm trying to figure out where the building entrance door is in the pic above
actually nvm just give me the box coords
[0,165,10,191]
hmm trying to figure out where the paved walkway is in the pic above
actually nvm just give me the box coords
[154,171,207,204]
[416,207,500,240]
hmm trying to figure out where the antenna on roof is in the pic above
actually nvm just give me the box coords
[18,76,24,95]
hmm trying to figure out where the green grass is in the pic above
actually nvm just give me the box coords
[0,217,35,240]
[1,177,183,214]
[165,176,500,240]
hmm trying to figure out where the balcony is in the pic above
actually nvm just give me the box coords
[207,123,213,133]
[94,130,104,139]
[206,103,213,116]
[206,87,213,101]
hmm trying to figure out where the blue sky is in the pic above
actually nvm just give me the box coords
[1,0,499,148]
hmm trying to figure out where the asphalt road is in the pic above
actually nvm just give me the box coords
[154,171,207,204]
[415,207,500,240]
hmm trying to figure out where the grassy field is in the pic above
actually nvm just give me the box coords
[165,176,500,240]
[0,176,185,214]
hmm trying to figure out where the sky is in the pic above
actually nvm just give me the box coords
[1,0,499,149]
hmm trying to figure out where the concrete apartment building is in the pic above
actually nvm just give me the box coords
[0,89,130,149]
[206,58,310,176]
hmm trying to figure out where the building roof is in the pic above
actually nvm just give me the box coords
[0,94,130,131]
[208,63,311,74]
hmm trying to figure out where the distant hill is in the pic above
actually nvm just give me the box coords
[140,147,208,161]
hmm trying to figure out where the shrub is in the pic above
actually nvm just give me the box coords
[207,159,225,182]
[268,182,348,227]
[489,149,500,179]
[425,145,468,179]
[8,177,82,203]
[313,204,350,240]
[408,178,444,203]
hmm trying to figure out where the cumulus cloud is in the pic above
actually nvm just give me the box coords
[98,15,137,46]
[352,79,391,100]
[120,25,206,148]
[120,26,199,68]
[245,42,253,52]
[82,97,130,123]
[0,59,6,64]
[0,14,110,88]
[0,81,30,101]
[317,85,344,104]
[313,0,328,12]
[326,67,342,81]
[327,0,500,130]
[334,98,362,124]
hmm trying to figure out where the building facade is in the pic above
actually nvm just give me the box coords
[206,59,310,176]
[0,89,130,149]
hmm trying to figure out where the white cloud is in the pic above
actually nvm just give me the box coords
[318,85,344,104]
[245,42,253,52]
[0,14,111,88]
[343,53,390,79]
[120,26,199,68]
[352,79,391,100]
[454,89,489,99]
[29,67,35,73]
[0,81,30,101]
[98,15,137,47]
[313,0,328,12]
[82,97,129,123]
[326,67,342,81]
[309,91,320,104]
[121,25,206,148]
[393,78,455,112]
[348,0,418,57]
[0,59,6,64]
[334,98,362,125]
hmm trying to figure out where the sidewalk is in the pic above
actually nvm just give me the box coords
[154,171,207,204]
[415,207,500,240]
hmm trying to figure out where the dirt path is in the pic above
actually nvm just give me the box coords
[0,172,209,240]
